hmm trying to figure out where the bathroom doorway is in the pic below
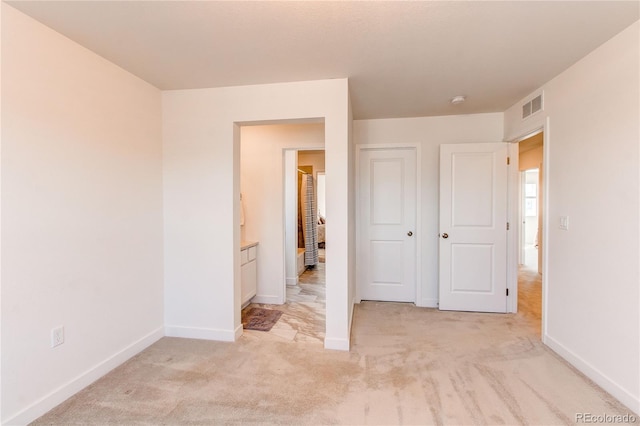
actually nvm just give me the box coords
[280,149,327,344]
[295,150,326,273]
[240,123,326,345]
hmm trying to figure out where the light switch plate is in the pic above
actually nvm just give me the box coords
[559,216,569,230]
[51,326,64,348]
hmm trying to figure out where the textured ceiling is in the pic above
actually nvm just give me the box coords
[6,1,639,119]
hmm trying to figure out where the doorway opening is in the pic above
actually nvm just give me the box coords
[239,123,326,345]
[283,150,326,343]
[295,150,326,274]
[521,168,539,271]
[516,131,543,332]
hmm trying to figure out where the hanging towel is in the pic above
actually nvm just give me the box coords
[300,174,319,266]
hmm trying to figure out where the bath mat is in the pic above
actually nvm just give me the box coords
[242,307,283,331]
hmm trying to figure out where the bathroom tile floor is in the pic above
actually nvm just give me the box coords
[241,263,326,346]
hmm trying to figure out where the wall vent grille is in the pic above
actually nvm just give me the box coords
[522,94,543,119]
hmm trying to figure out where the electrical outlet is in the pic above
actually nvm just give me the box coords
[51,326,64,348]
[559,216,569,230]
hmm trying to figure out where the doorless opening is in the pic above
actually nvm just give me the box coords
[521,168,539,271]
[511,129,545,335]
[239,122,326,343]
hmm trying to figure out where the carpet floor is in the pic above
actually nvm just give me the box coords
[32,275,635,425]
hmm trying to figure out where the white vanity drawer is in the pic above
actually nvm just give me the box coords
[240,248,249,265]
[247,246,257,261]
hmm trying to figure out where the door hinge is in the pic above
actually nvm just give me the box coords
[507,156,510,165]
[506,288,509,296]
[506,222,510,230]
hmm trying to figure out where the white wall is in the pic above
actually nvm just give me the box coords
[505,21,640,413]
[298,150,326,180]
[1,5,164,424]
[240,124,324,303]
[0,4,4,422]
[162,79,353,350]
[353,113,504,307]
[283,150,298,285]
[317,173,326,218]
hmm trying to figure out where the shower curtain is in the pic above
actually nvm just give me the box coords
[301,174,319,266]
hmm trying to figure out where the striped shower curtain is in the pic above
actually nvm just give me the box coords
[301,174,319,266]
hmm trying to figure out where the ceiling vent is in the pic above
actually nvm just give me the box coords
[522,94,543,119]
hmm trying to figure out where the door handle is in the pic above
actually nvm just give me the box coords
[442,233,449,239]
[407,231,413,236]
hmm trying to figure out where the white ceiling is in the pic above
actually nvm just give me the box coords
[6,1,639,119]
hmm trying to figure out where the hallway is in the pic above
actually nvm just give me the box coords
[518,266,542,336]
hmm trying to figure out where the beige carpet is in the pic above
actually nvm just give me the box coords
[33,302,635,425]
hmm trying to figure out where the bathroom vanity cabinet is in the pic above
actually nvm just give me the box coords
[240,241,258,307]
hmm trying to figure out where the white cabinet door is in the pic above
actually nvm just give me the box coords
[241,245,257,306]
[439,143,508,313]
[358,147,417,303]
[241,259,257,306]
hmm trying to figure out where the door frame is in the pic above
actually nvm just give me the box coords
[506,119,549,340]
[519,170,526,266]
[355,144,422,306]
[283,149,299,288]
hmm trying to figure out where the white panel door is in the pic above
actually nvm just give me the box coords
[439,143,508,312]
[359,148,416,302]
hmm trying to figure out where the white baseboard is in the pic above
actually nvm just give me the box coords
[418,298,438,308]
[164,325,239,342]
[347,298,359,344]
[251,295,282,304]
[324,299,354,352]
[545,334,640,415]
[5,327,163,426]
[349,298,355,335]
[324,336,350,351]
[234,324,243,340]
[285,277,298,286]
